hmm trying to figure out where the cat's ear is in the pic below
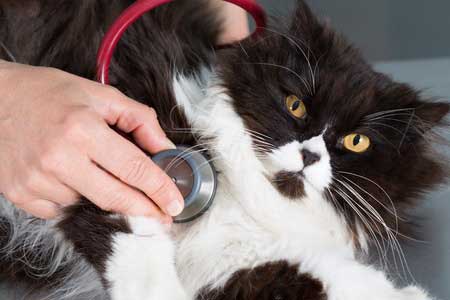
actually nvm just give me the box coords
[289,0,322,35]
[288,1,340,56]
[414,101,449,127]
[399,101,449,151]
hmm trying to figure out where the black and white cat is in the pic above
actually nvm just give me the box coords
[0,1,448,299]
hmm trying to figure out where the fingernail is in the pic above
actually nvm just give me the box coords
[165,138,177,150]
[166,200,183,216]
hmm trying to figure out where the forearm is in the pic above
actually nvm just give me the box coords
[218,2,250,44]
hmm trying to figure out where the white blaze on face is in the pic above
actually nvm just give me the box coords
[264,135,332,192]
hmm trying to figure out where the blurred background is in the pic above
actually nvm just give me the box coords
[257,1,450,299]
[257,0,450,62]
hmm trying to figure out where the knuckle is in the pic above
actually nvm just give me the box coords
[60,111,90,140]
[120,156,150,185]
[21,169,41,192]
[39,144,64,174]
[145,106,158,120]
[103,86,126,102]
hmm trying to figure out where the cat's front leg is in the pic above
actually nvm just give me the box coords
[311,255,433,300]
[58,199,189,300]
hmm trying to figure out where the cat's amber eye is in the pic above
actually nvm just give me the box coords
[343,133,371,153]
[286,95,307,119]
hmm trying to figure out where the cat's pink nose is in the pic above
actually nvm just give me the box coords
[301,149,320,167]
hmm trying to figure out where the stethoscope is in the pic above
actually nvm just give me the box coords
[96,0,267,223]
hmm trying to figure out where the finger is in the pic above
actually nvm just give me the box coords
[62,154,172,222]
[28,174,79,207]
[16,199,61,220]
[88,126,184,217]
[90,87,175,154]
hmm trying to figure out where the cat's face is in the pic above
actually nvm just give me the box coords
[218,0,449,241]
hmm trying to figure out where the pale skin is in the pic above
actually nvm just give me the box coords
[0,3,249,223]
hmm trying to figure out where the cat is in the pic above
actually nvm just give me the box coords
[0,0,448,299]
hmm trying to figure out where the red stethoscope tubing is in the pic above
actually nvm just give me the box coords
[96,0,267,84]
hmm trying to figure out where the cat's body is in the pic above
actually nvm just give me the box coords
[0,1,448,299]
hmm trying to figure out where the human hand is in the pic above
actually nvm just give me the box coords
[0,60,183,223]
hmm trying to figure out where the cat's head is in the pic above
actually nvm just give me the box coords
[217,0,449,245]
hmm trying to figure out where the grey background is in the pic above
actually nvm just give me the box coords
[257,1,450,299]
[376,60,450,300]
[258,0,450,62]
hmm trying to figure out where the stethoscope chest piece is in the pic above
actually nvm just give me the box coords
[152,147,217,223]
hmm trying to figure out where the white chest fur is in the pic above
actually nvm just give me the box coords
[171,73,355,297]
[173,179,355,297]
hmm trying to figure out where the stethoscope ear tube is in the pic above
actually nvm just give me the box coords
[96,0,267,84]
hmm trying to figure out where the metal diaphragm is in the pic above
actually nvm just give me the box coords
[151,147,217,223]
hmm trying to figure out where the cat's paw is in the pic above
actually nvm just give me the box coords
[329,271,429,300]
[106,217,189,300]
[399,286,433,300]
[330,285,433,300]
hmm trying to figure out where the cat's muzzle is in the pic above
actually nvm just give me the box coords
[151,146,217,223]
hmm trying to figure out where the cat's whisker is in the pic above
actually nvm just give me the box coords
[248,135,275,146]
[364,108,416,120]
[365,117,429,136]
[243,128,274,141]
[334,175,416,282]
[195,156,224,171]
[326,186,383,261]
[337,171,397,223]
[334,183,394,272]
[333,180,390,246]
[364,117,430,138]
[0,40,16,62]
[364,116,444,148]
[330,184,388,269]
[398,110,416,149]
[263,28,317,93]
[238,41,250,58]
[389,230,418,284]
[367,112,430,125]
[365,121,410,137]
[339,175,402,226]
[253,146,276,152]
[336,178,395,229]
[313,53,325,92]
[241,62,313,95]
[339,176,418,274]
[251,142,275,149]
[363,127,400,153]
[338,172,425,240]
[164,143,214,172]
